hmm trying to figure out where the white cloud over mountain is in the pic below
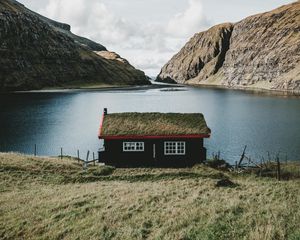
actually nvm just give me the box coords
[166,0,210,38]
[36,0,210,76]
[19,0,294,76]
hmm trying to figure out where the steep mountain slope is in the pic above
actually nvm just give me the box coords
[156,23,234,84]
[156,2,300,91]
[0,0,150,91]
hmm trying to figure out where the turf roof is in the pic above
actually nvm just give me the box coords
[100,112,210,137]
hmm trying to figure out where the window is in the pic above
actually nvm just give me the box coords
[164,141,186,155]
[123,142,144,152]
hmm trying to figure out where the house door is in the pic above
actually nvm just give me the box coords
[153,144,156,159]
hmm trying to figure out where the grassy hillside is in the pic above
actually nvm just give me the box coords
[1,153,300,240]
[0,0,149,91]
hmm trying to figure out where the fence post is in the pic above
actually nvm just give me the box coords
[86,150,90,161]
[277,156,281,181]
[60,147,63,160]
[34,144,37,156]
[238,145,247,167]
[84,151,90,170]
[267,151,271,164]
[260,159,262,177]
[77,150,80,163]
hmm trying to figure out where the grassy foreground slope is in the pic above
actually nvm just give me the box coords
[0,153,300,240]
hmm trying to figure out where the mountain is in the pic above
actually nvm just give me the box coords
[156,2,300,92]
[0,0,150,91]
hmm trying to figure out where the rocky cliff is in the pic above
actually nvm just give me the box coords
[0,0,150,91]
[156,2,300,91]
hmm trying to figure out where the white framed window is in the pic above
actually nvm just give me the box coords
[123,142,144,152]
[164,141,186,155]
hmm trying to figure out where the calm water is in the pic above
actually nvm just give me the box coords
[0,85,299,163]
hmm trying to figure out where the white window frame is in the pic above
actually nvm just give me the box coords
[164,141,186,155]
[123,142,144,152]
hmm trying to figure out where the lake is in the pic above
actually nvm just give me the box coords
[0,84,299,164]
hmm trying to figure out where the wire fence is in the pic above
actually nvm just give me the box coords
[32,144,103,169]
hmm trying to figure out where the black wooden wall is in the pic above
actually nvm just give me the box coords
[99,138,206,167]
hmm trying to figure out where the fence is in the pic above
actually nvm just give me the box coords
[33,144,101,169]
[211,146,294,181]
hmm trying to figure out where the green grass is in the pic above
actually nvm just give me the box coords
[101,113,210,137]
[0,153,300,240]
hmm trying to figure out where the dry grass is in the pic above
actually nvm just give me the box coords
[0,1,22,13]
[101,113,211,137]
[1,153,300,240]
[245,161,300,180]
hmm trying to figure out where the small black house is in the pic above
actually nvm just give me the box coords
[98,109,211,167]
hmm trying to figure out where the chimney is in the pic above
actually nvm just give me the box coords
[104,108,108,115]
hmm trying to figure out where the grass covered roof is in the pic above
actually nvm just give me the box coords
[100,112,210,137]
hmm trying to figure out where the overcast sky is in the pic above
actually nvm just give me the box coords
[18,0,295,76]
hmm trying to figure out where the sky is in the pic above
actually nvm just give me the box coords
[18,0,295,76]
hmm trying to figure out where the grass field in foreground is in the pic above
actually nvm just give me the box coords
[0,153,300,240]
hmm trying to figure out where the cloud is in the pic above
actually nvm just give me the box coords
[166,0,210,38]
[40,0,136,44]
[38,0,210,76]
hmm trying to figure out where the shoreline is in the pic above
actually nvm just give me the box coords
[187,83,300,97]
[12,82,184,93]
[1,81,299,97]
[155,79,300,97]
